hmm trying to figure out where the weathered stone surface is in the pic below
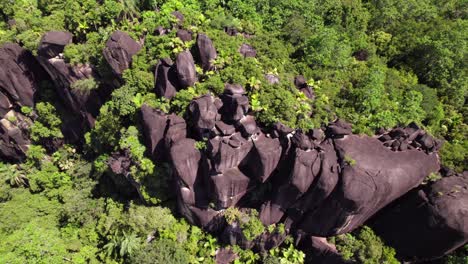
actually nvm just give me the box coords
[0,43,45,160]
[208,133,252,174]
[0,111,32,161]
[176,51,197,88]
[196,33,217,71]
[216,248,237,264]
[140,104,168,160]
[154,58,179,99]
[171,138,201,188]
[171,11,184,25]
[165,114,187,148]
[239,43,256,58]
[237,115,258,137]
[242,134,281,182]
[107,150,141,198]
[326,119,352,138]
[220,84,249,122]
[103,30,141,77]
[189,94,218,136]
[0,43,41,109]
[37,31,73,58]
[37,32,102,137]
[373,174,468,260]
[299,134,440,236]
[177,29,192,42]
[212,167,250,208]
[215,121,235,136]
[293,75,315,99]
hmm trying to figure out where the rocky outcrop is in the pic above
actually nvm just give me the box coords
[372,173,468,261]
[196,33,217,71]
[0,43,44,160]
[297,133,440,236]
[37,31,102,139]
[140,89,443,258]
[154,58,179,99]
[103,30,141,78]
[176,51,197,88]
[239,44,256,58]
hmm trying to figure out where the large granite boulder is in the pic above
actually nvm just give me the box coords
[299,134,440,236]
[37,31,102,138]
[176,51,197,88]
[103,30,141,78]
[140,104,168,160]
[196,33,217,71]
[189,94,218,137]
[0,43,41,108]
[220,84,249,122]
[372,174,468,261]
[37,31,73,58]
[154,58,179,99]
[211,167,250,208]
[241,134,282,183]
[0,43,44,160]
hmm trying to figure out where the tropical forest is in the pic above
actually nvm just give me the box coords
[0,0,466,263]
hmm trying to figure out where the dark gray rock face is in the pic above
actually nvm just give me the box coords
[220,84,249,122]
[154,58,179,99]
[239,44,256,58]
[196,33,217,71]
[103,30,141,77]
[140,104,168,160]
[189,94,218,136]
[141,95,443,260]
[242,134,282,183]
[0,43,41,109]
[107,150,141,198]
[0,43,44,161]
[373,174,468,261]
[176,51,197,88]
[37,31,102,138]
[37,31,73,58]
[299,134,440,236]
[177,29,192,42]
[211,167,250,208]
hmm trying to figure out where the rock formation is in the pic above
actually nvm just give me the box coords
[372,172,468,261]
[0,43,44,160]
[139,84,447,258]
[154,58,179,99]
[196,33,217,71]
[103,30,141,78]
[176,51,197,88]
[37,31,102,139]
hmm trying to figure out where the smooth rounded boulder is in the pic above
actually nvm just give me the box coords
[103,30,141,77]
[176,51,197,88]
[372,173,468,260]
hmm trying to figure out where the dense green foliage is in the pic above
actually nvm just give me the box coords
[0,0,466,262]
[330,226,399,264]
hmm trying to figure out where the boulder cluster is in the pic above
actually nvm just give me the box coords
[139,81,465,261]
[0,19,466,262]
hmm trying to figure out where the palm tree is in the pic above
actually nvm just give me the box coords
[103,231,141,259]
[0,164,28,187]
